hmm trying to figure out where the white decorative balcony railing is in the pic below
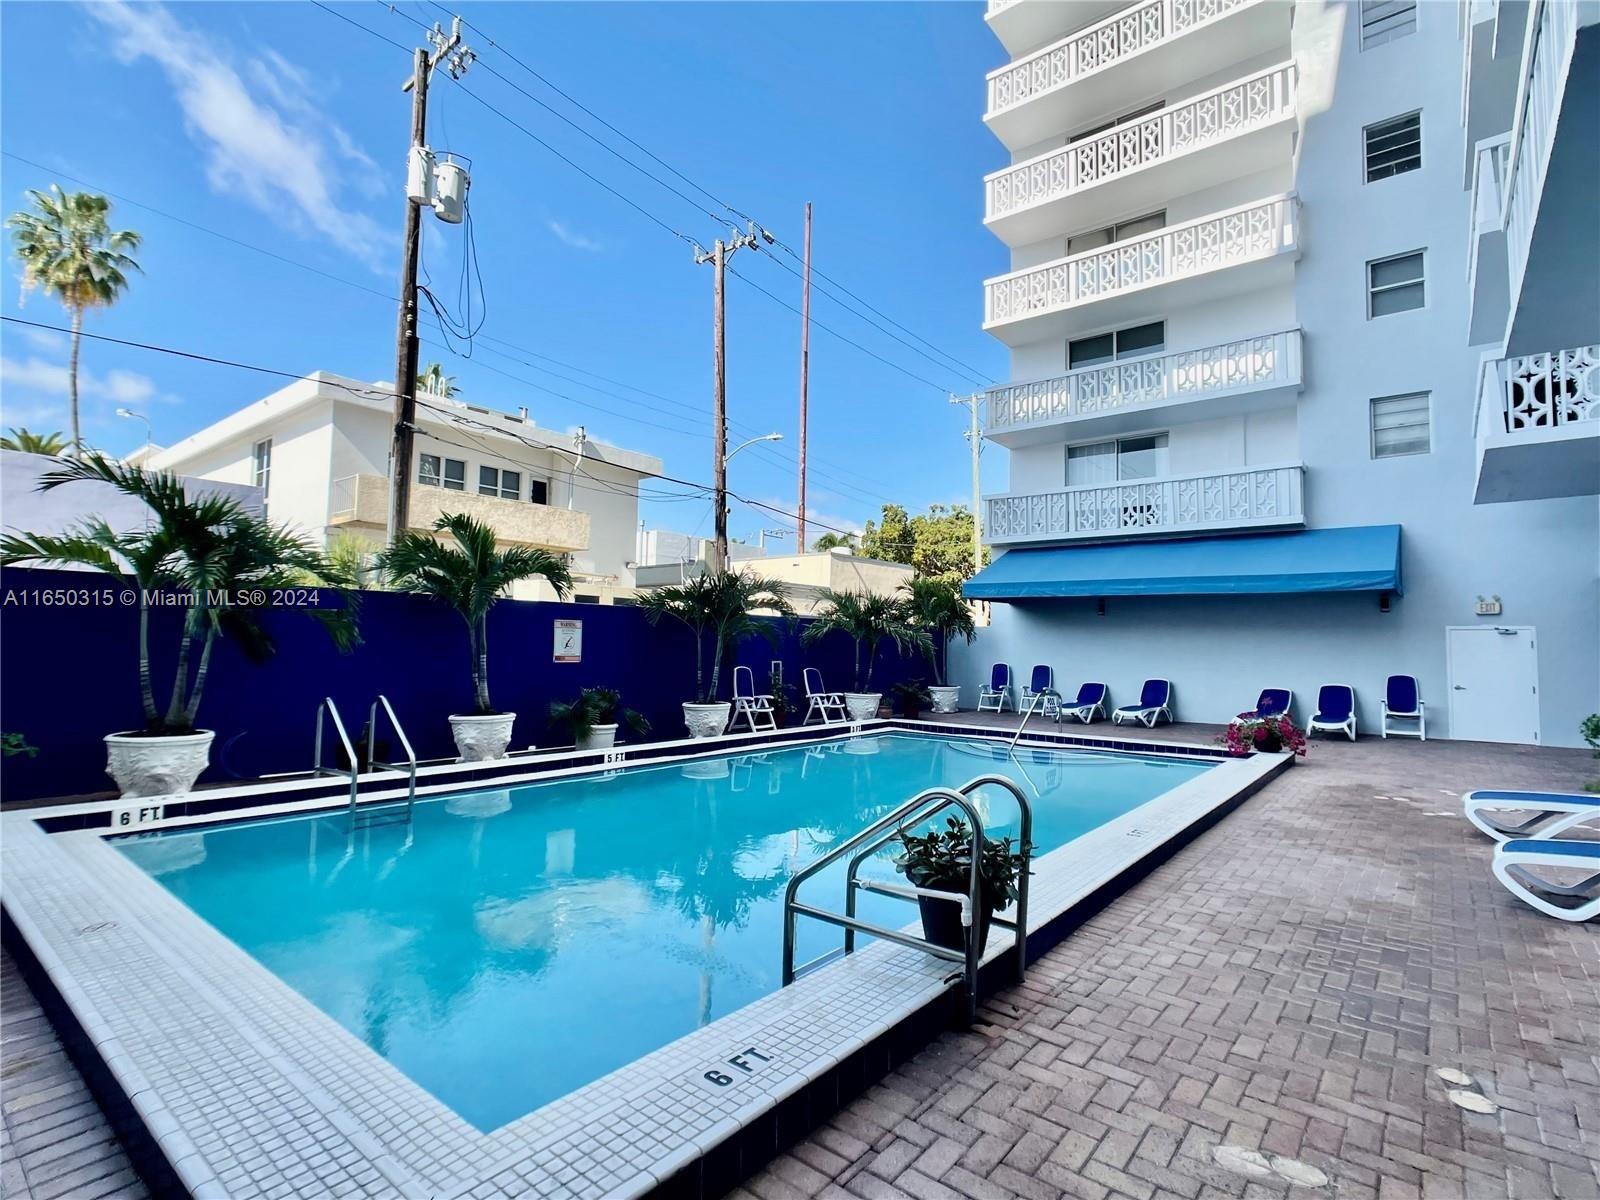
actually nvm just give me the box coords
[987,0,1257,117]
[984,195,1297,328]
[986,329,1301,433]
[1503,0,1578,304]
[986,63,1294,222]
[1478,346,1600,436]
[985,465,1304,543]
[1468,133,1511,263]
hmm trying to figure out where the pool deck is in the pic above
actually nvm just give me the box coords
[3,725,1597,1200]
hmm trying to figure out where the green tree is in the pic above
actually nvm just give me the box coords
[8,187,142,452]
[419,361,458,398]
[0,428,69,454]
[802,590,931,693]
[900,576,976,686]
[858,504,913,564]
[378,513,572,714]
[811,531,855,552]
[639,570,792,703]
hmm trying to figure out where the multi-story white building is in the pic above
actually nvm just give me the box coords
[960,0,1598,745]
[146,372,664,604]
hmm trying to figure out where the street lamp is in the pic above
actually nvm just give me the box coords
[715,433,784,570]
[757,528,788,553]
[114,407,151,450]
[727,431,783,461]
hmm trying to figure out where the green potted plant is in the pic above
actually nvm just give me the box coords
[379,513,571,761]
[0,453,359,797]
[802,590,931,721]
[894,817,1028,954]
[891,680,934,719]
[640,570,792,738]
[900,577,977,713]
[766,665,799,729]
[548,687,650,751]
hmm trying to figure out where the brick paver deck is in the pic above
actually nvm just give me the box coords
[738,731,1599,1200]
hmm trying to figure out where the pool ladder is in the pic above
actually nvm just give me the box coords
[780,774,1032,1025]
[312,696,418,829]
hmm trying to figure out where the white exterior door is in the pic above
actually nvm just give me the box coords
[1447,627,1539,744]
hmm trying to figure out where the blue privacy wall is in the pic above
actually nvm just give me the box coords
[0,566,936,802]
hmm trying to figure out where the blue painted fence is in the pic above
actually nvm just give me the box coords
[0,566,936,803]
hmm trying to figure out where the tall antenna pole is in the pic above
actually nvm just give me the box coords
[695,223,761,574]
[797,202,812,553]
[387,46,431,549]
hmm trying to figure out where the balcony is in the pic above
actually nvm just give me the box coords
[1473,345,1599,503]
[983,195,1299,347]
[1467,133,1511,346]
[985,62,1296,246]
[985,329,1302,447]
[985,0,1293,152]
[1459,0,1524,187]
[984,464,1304,546]
[328,474,591,553]
[985,0,1127,59]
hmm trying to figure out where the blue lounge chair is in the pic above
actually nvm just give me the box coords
[1307,685,1357,741]
[1232,688,1292,725]
[977,664,1012,713]
[1463,790,1600,842]
[1056,682,1108,725]
[1492,839,1600,921]
[1381,674,1426,740]
[728,665,776,733]
[1112,679,1172,727]
[1019,665,1060,718]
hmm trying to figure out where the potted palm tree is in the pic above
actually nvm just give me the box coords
[379,513,571,761]
[802,590,931,722]
[640,570,792,738]
[901,577,977,713]
[0,454,360,797]
[547,687,650,751]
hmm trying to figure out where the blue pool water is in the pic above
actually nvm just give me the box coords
[116,733,1210,1131]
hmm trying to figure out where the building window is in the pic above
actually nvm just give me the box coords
[419,454,466,490]
[1371,393,1431,458]
[1069,321,1166,369]
[1364,112,1421,182]
[478,466,522,500]
[574,593,601,605]
[529,478,550,505]
[1066,433,1169,487]
[251,438,271,496]
[1067,211,1166,257]
[1068,100,1165,145]
[1368,251,1425,318]
[1360,0,1416,49]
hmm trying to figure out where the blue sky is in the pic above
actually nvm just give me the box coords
[0,1,1012,546]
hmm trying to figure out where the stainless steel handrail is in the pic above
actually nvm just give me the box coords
[364,695,418,821]
[781,773,1032,1024]
[312,697,358,812]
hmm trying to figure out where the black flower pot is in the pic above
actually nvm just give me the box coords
[916,889,993,955]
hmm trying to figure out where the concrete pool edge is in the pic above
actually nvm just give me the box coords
[0,734,1288,1200]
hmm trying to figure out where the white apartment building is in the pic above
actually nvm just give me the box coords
[146,373,664,603]
[959,0,1598,745]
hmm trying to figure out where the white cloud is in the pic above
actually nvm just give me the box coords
[0,355,167,405]
[546,219,609,254]
[10,326,67,353]
[86,2,389,269]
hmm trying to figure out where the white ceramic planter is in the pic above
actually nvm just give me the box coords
[578,724,618,751]
[928,685,961,714]
[842,738,881,756]
[104,730,215,798]
[843,693,882,721]
[682,702,732,739]
[680,757,731,780]
[449,713,517,762]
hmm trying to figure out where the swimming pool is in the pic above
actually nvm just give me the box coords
[115,731,1212,1132]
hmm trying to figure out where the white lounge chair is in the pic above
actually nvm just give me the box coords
[1019,665,1060,720]
[1492,839,1600,921]
[1381,674,1426,740]
[977,664,1012,713]
[1307,684,1357,741]
[1463,790,1600,843]
[802,668,847,726]
[1056,682,1108,725]
[727,665,776,734]
[1112,679,1173,727]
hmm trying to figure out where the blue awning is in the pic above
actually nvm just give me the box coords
[964,525,1402,600]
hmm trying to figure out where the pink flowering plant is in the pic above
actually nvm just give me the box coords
[1219,713,1307,757]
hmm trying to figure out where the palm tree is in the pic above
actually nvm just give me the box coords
[0,428,68,454]
[8,187,142,452]
[419,361,458,398]
[639,570,792,703]
[0,453,359,732]
[378,513,571,714]
[802,590,931,693]
[900,576,976,687]
[812,532,854,552]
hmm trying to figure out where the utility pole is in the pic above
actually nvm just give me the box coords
[694,222,762,573]
[951,393,984,576]
[797,202,812,553]
[387,18,472,547]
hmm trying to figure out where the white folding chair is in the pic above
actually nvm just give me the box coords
[803,668,847,725]
[728,665,776,733]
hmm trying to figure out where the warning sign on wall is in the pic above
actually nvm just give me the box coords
[553,619,582,663]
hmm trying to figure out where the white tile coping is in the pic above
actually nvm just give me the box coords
[1,730,1288,1200]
